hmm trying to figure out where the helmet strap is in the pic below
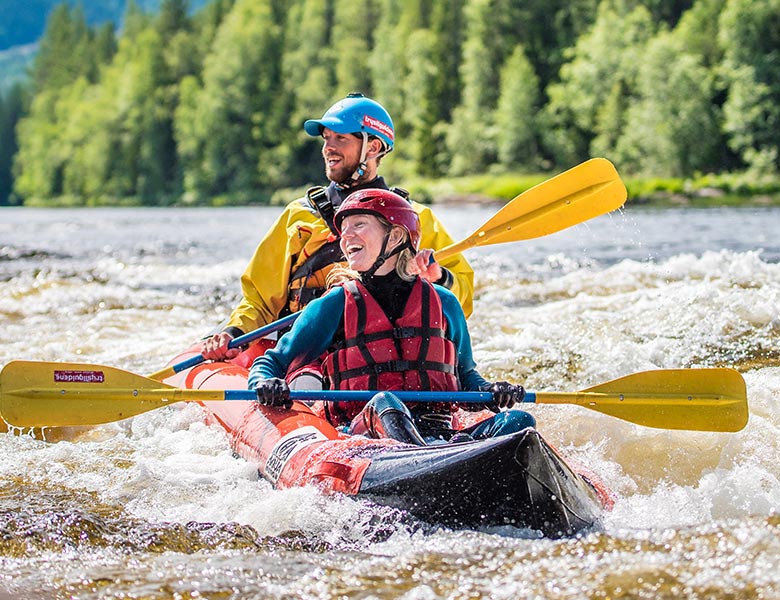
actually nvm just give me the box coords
[360,232,413,280]
[337,133,391,190]
[334,133,370,190]
[354,132,369,181]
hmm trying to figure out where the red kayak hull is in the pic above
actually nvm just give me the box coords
[165,345,613,537]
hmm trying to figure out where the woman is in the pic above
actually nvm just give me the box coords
[248,188,535,445]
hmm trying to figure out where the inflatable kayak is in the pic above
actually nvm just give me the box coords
[164,345,613,538]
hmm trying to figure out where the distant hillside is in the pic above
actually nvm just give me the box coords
[0,0,209,90]
[0,0,209,51]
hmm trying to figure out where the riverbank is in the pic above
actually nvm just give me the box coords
[408,169,780,208]
[8,168,780,209]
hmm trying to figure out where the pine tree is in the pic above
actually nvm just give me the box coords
[157,0,191,40]
[332,0,377,94]
[0,86,26,204]
[369,0,425,141]
[429,0,465,123]
[495,45,540,169]
[32,4,91,92]
[402,28,440,175]
[446,0,499,175]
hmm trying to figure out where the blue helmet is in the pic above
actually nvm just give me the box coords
[304,93,394,152]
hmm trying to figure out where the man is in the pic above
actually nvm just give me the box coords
[202,93,474,376]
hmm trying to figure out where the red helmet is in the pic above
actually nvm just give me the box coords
[334,189,420,250]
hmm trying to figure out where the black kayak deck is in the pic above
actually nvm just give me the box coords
[358,428,605,538]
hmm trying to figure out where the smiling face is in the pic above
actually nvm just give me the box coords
[338,213,395,273]
[321,128,381,184]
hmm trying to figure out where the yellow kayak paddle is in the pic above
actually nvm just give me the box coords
[433,157,626,261]
[0,361,747,432]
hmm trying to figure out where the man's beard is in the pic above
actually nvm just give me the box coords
[325,157,362,186]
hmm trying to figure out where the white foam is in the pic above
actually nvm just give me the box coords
[3,207,780,538]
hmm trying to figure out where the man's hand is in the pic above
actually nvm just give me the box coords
[407,249,443,283]
[202,332,240,361]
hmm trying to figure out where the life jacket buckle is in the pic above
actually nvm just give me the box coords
[306,186,338,234]
[392,327,416,339]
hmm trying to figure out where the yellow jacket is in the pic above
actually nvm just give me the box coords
[226,197,474,334]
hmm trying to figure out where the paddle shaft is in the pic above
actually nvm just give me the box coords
[0,386,739,407]
[196,389,743,409]
[7,388,737,404]
[148,312,300,380]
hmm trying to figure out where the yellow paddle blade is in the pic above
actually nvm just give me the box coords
[535,368,748,432]
[435,158,626,261]
[0,360,226,428]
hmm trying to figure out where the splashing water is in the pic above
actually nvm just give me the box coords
[2,205,780,598]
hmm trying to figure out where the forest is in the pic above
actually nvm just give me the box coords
[0,0,778,206]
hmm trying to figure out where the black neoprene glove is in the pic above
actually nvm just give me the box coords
[254,377,292,409]
[487,381,525,410]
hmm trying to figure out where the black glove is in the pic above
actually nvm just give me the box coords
[254,377,292,409]
[487,381,525,410]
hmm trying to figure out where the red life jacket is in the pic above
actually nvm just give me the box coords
[321,278,459,424]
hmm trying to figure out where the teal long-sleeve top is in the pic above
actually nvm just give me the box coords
[247,280,489,392]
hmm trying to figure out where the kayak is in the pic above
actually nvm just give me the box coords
[163,344,614,538]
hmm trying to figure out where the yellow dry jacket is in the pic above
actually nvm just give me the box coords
[225,197,474,334]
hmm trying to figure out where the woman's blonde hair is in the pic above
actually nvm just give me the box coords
[327,217,416,287]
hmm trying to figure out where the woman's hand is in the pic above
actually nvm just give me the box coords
[254,377,292,409]
[487,381,525,410]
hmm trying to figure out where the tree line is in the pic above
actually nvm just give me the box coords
[1,0,778,206]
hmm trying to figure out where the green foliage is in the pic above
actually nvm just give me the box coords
[458,173,549,200]
[157,0,191,39]
[624,171,780,205]
[718,0,780,175]
[401,171,551,205]
[447,0,500,175]
[174,0,283,200]
[542,1,657,165]
[611,32,722,176]
[32,4,106,92]
[331,0,377,94]
[625,177,687,199]
[673,0,727,67]
[276,0,336,187]
[402,28,440,176]
[7,0,780,206]
[428,0,465,124]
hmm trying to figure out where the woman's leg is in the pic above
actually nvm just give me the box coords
[348,391,427,446]
[463,409,536,440]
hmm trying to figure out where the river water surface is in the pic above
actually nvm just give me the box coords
[1,204,780,599]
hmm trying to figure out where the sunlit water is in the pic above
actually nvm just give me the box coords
[1,205,780,599]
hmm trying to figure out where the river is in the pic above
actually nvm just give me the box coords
[1,204,779,599]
